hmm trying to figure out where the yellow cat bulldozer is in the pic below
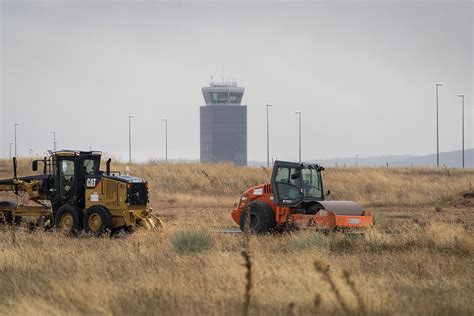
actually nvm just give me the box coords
[0,150,162,235]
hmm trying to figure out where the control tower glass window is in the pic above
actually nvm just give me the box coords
[210,92,243,104]
[229,92,243,104]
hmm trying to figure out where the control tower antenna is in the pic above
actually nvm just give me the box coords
[221,58,224,83]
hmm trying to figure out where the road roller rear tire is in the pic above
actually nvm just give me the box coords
[240,201,276,233]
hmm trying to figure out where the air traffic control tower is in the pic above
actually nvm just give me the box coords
[200,80,247,166]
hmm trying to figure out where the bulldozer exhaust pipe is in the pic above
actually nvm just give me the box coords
[106,158,111,175]
[12,157,18,195]
[13,157,17,179]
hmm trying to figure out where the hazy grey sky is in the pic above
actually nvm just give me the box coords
[1,0,472,162]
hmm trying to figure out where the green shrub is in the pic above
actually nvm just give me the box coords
[288,232,330,251]
[171,231,214,253]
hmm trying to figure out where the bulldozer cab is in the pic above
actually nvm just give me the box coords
[271,161,324,206]
[50,151,102,208]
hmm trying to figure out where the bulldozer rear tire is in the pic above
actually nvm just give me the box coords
[54,204,83,232]
[240,201,276,233]
[84,205,113,236]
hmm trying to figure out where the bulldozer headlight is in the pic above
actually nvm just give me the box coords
[318,210,328,217]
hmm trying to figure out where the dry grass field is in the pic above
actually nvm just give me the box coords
[0,159,473,315]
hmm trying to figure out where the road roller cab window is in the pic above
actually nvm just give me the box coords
[273,166,302,203]
[301,167,323,199]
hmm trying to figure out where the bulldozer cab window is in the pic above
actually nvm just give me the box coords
[83,158,100,175]
[59,160,75,194]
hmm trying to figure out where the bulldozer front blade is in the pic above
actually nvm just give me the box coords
[139,214,165,230]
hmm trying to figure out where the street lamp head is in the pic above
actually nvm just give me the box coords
[457,94,464,97]
[295,111,301,114]
[9,142,14,145]
[436,83,443,86]
[161,118,167,121]
[266,104,272,107]
[14,123,20,126]
[129,114,135,118]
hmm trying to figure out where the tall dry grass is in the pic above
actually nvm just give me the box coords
[0,159,473,315]
[1,159,472,208]
[130,162,473,208]
[0,223,472,315]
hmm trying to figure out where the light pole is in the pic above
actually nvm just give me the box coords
[458,94,465,169]
[128,114,135,163]
[9,142,14,159]
[295,111,301,163]
[436,83,443,167]
[162,118,168,162]
[266,104,272,167]
[14,123,19,158]
[50,130,57,152]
